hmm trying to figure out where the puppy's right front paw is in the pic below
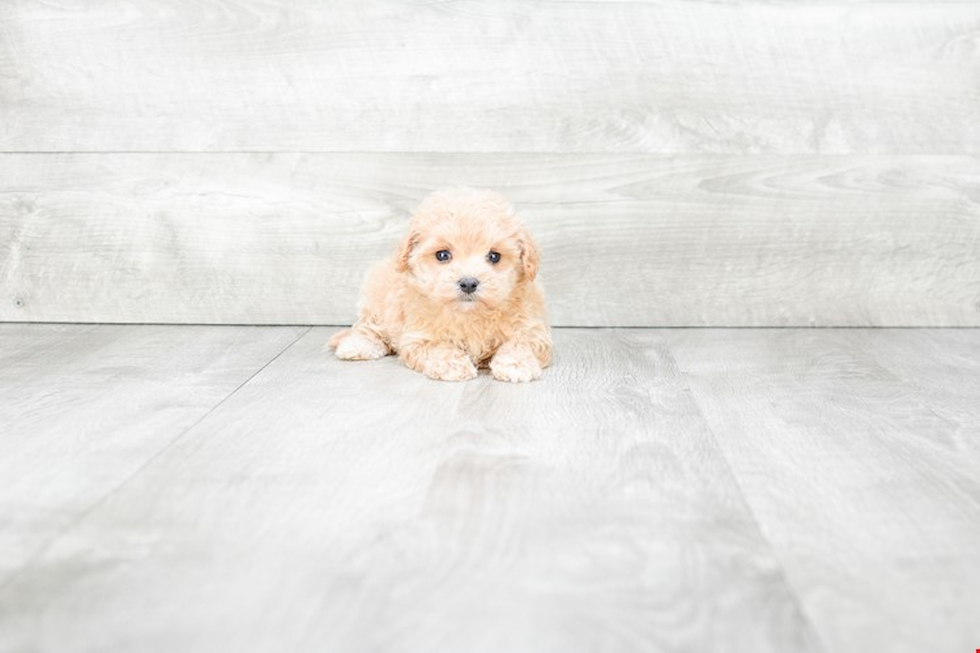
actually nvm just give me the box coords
[422,354,478,382]
[334,332,388,360]
[490,352,542,383]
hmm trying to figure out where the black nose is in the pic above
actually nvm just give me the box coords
[458,277,480,294]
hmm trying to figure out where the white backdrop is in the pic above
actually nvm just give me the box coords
[1,1,978,325]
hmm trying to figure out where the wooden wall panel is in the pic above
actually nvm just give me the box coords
[2,153,978,326]
[2,1,978,325]
[1,1,978,153]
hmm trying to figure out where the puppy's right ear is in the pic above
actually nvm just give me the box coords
[395,230,419,272]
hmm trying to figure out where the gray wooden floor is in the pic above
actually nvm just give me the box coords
[1,325,978,653]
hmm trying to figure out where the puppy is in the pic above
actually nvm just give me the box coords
[329,188,551,382]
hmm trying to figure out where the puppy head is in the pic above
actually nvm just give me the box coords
[396,188,539,309]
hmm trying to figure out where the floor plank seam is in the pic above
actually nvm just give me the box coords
[0,326,312,594]
[665,349,832,653]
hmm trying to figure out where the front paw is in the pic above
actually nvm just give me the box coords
[334,331,388,360]
[422,353,478,382]
[490,352,542,383]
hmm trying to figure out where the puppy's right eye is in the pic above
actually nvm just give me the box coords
[435,250,452,262]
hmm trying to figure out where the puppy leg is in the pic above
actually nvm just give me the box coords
[490,329,552,383]
[400,342,478,381]
[330,325,390,361]
[327,328,351,349]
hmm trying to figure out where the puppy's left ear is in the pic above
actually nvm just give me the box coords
[517,228,540,282]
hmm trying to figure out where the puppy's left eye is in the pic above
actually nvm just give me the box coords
[487,251,501,264]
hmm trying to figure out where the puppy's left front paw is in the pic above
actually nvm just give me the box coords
[490,352,542,383]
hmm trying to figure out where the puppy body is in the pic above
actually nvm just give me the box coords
[330,189,551,382]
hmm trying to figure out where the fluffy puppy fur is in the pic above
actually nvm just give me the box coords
[329,188,552,382]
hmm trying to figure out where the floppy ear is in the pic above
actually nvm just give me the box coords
[395,230,419,272]
[517,228,540,281]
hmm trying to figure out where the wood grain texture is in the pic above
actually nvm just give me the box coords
[856,329,980,435]
[666,328,980,653]
[1,1,978,153]
[2,153,979,326]
[0,327,818,653]
[0,323,306,585]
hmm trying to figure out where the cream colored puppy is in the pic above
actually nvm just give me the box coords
[329,188,551,382]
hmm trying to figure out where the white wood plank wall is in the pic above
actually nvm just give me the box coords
[1,1,978,326]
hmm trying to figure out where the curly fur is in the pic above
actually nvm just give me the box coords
[329,188,552,382]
